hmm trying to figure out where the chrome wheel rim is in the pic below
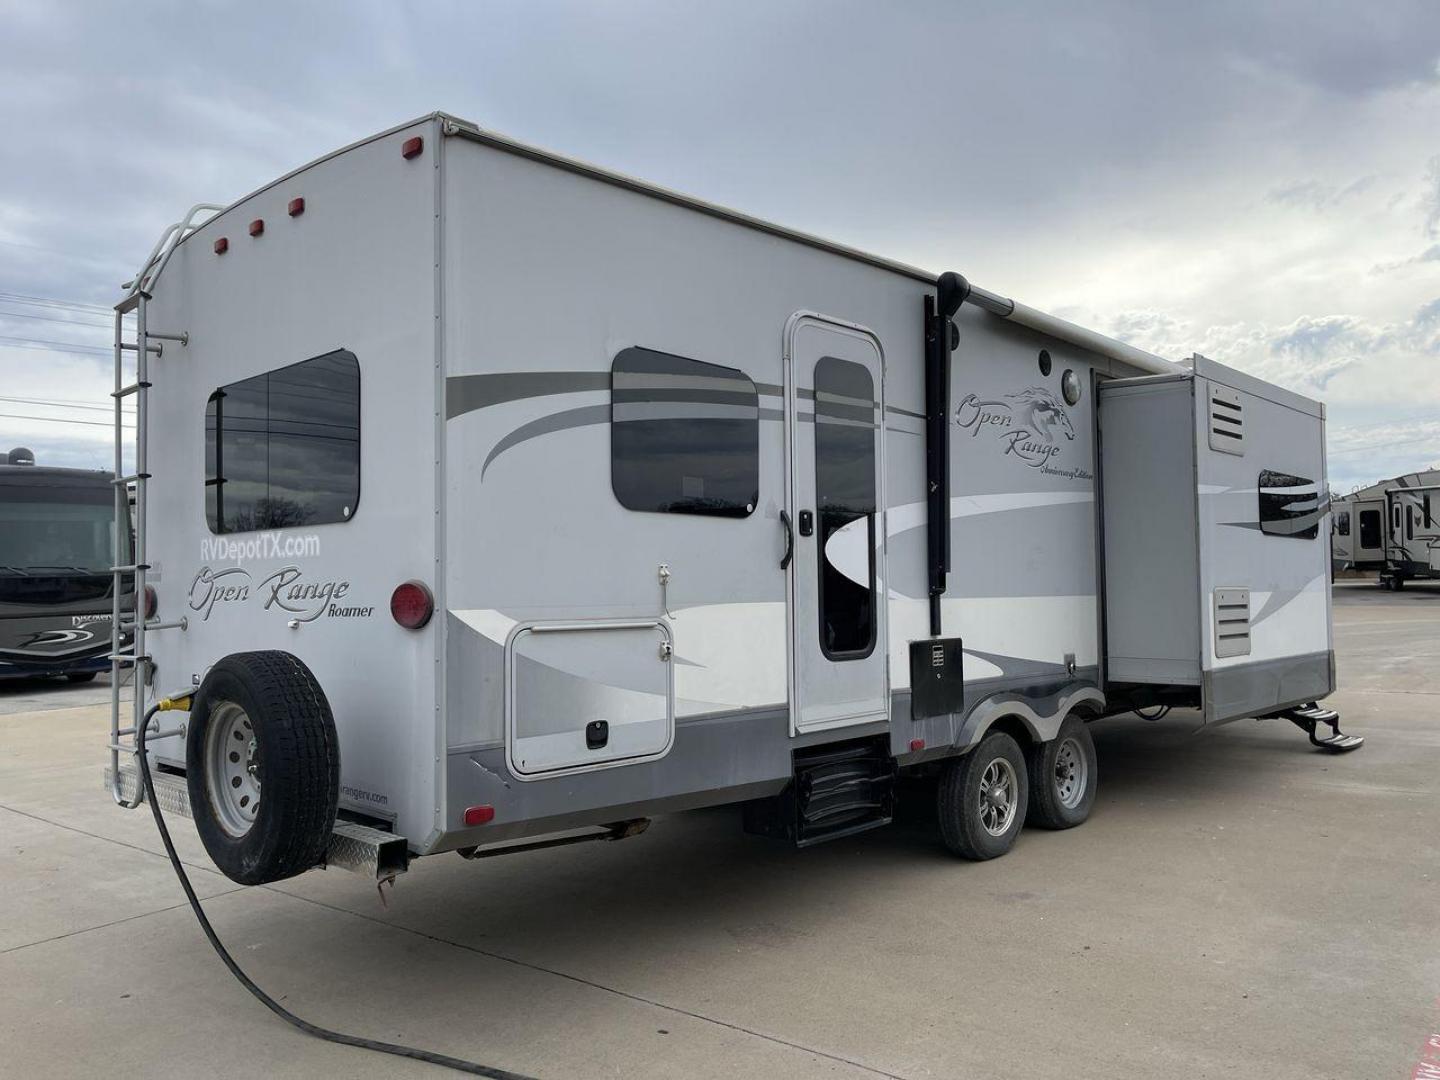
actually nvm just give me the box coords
[205,701,260,838]
[1053,736,1088,809]
[978,757,1019,836]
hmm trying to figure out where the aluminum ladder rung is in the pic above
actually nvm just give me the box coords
[107,651,151,663]
[119,341,163,355]
[112,473,150,486]
[120,618,188,633]
[113,381,151,399]
[110,563,150,573]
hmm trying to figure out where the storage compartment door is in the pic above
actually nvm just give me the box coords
[506,620,674,777]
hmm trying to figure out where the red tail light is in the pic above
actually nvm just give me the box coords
[249,218,264,237]
[463,805,494,826]
[401,136,423,159]
[213,237,228,255]
[390,581,433,629]
[143,585,158,620]
[287,197,305,217]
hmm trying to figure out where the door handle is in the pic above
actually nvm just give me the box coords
[779,510,794,570]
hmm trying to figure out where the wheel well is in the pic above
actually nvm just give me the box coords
[983,713,1036,749]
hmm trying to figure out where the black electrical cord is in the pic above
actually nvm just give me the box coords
[136,704,535,1079]
[1132,705,1171,721]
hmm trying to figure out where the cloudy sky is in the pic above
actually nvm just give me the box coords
[2,0,1438,490]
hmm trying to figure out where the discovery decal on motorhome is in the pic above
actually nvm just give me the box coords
[106,114,1360,918]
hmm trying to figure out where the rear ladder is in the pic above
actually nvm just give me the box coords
[108,204,221,808]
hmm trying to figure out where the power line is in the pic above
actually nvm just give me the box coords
[0,412,134,429]
[0,334,111,357]
[1330,433,1440,456]
[0,395,133,414]
[0,307,113,330]
[0,291,113,315]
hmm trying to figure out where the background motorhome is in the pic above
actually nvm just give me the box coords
[0,448,136,681]
[1332,467,1440,587]
[106,114,1350,894]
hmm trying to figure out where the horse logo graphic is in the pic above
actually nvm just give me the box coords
[954,385,1084,473]
[1003,387,1075,445]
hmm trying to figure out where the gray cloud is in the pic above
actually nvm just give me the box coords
[2,0,1439,491]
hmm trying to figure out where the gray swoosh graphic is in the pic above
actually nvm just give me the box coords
[482,403,611,477]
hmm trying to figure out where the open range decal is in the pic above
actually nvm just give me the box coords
[955,385,1092,480]
[189,565,374,622]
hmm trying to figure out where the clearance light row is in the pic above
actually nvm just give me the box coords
[211,135,425,256]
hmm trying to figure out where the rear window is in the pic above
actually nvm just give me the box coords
[205,350,360,534]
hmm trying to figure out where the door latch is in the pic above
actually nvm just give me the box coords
[798,509,814,537]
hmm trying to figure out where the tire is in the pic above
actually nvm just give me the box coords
[186,651,340,886]
[936,731,1028,860]
[66,671,98,683]
[1025,715,1097,830]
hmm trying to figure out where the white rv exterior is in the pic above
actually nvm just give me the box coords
[111,114,1346,880]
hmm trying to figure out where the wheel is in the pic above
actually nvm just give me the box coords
[936,731,1028,860]
[65,671,98,683]
[1026,715,1098,829]
[186,651,340,886]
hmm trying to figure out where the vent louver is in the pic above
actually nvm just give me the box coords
[1208,386,1245,455]
[1213,587,1251,658]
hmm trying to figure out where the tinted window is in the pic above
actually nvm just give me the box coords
[1359,509,1381,549]
[1258,469,1320,540]
[206,350,360,534]
[814,356,877,659]
[610,347,758,517]
[1335,510,1350,536]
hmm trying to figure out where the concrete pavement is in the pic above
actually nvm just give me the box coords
[1,582,1436,1079]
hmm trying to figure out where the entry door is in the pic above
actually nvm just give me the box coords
[1355,502,1383,560]
[784,314,888,735]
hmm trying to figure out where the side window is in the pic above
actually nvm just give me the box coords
[610,347,759,518]
[1393,504,1402,531]
[206,350,360,534]
[1335,511,1350,537]
[814,356,877,660]
[1359,509,1381,549]
[1257,469,1319,540]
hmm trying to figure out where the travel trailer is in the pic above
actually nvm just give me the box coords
[1332,469,1440,588]
[106,113,1360,891]
[0,449,136,681]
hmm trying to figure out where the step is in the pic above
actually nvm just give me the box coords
[744,738,895,848]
